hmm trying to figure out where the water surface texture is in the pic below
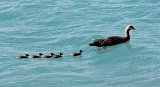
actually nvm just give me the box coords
[0,0,160,87]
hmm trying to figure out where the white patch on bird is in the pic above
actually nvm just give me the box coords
[92,39,95,41]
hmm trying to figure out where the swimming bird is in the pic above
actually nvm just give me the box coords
[43,53,55,58]
[16,54,29,59]
[31,53,43,58]
[69,50,83,56]
[89,25,135,47]
[52,53,63,58]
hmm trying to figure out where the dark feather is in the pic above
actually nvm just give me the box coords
[89,36,129,47]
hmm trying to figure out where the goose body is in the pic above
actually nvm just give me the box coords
[31,53,43,58]
[69,50,83,56]
[16,54,29,59]
[43,53,55,58]
[89,25,135,47]
[52,53,63,58]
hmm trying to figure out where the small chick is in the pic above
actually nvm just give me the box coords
[52,53,63,58]
[16,54,29,59]
[43,53,55,58]
[69,50,83,56]
[31,53,43,58]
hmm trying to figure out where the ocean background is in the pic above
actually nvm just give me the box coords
[0,0,160,87]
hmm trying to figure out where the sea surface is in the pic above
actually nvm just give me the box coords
[0,0,160,87]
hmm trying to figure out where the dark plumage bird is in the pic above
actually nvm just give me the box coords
[16,54,29,59]
[31,53,43,58]
[69,50,83,56]
[52,53,63,58]
[89,25,135,47]
[43,53,55,58]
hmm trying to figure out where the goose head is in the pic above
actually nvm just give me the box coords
[25,54,29,57]
[78,50,83,53]
[125,25,135,31]
[38,53,43,56]
[50,53,55,56]
[59,53,63,55]
[124,25,135,38]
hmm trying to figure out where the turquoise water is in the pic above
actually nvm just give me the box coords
[0,0,160,87]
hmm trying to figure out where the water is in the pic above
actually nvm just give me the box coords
[0,0,160,87]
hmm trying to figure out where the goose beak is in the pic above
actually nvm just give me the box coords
[132,26,135,30]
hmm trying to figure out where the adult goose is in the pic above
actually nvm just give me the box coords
[89,25,135,47]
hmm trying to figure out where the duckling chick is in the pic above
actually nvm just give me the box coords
[43,53,55,58]
[69,50,83,56]
[52,53,63,58]
[31,53,43,58]
[16,54,29,59]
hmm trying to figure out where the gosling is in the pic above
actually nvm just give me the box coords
[69,50,83,56]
